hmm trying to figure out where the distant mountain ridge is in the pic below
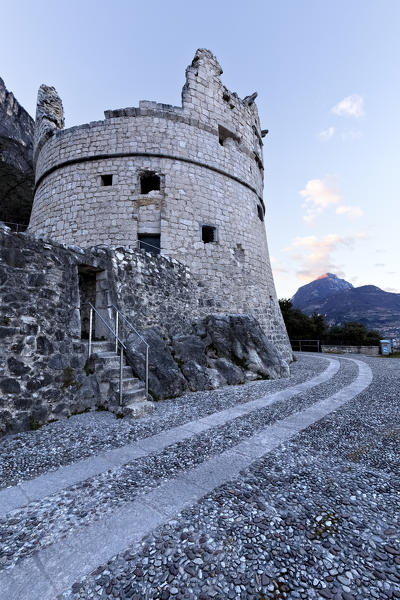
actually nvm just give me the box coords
[292,273,400,340]
[0,77,34,226]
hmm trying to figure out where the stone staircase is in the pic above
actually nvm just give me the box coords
[90,341,154,418]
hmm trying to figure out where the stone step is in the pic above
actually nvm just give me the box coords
[121,387,148,403]
[123,400,155,418]
[105,366,132,379]
[96,351,122,360]
[110,377,144,392]
[89,341,115,352]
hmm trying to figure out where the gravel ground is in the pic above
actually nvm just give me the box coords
[59,448,400,600]
[2,354,400,600]
[0,357,354,572]
[0,355,326,489]
[51,355,398,600]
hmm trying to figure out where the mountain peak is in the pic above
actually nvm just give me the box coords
[290,274,400,340]
[316,273,337,280]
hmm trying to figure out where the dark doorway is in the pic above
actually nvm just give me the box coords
[78,266,109,339]
[78,267,97,338]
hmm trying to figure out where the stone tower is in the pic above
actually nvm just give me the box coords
[28,49,290,359]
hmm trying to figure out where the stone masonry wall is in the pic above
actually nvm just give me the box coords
[0,226,98,434]
[28,49,291,361]
[0,227,204,433]
[321,345,379,356]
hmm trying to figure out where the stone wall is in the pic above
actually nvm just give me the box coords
[28,48,291,361]
[0,227,203,433]
[0,226,98,433]
[321,345,379,356]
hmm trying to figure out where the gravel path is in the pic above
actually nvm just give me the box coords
[0,355,324,489]
[1,353,399,600]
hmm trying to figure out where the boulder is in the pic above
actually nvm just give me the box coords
[125,314,289,400]
[126,328,188,400]
[199,314,289,379]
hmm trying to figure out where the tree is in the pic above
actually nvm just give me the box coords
[279,300,381,347]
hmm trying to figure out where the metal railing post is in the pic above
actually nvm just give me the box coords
[88,308,93,357]
[299,340,302,352]
[145,345,149,398]
[115,311,119,354]
[119,346,124,406]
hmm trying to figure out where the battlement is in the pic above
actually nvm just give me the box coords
[33,49,265,174]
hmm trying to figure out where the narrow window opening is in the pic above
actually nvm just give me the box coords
[140,172,160,194]
[218,125,239,146]
[202,225,217,244]
[101,174,113,186]
[138,234,160,255]
[257,204,264,222]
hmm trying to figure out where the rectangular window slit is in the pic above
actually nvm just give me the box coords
[101,174,113,186]
[140,172,160,194]
[202,225,217,243]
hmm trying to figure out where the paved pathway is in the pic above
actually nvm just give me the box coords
[1,354,399,600]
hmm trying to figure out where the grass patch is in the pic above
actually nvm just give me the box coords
[29,417,41,431]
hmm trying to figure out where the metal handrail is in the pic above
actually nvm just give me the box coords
[137,239,161,253]
[87,302,126,406]
[108,304,149,399]
[0,221,28,232]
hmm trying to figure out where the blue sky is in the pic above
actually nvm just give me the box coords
[2,0,399,297]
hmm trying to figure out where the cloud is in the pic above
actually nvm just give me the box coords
[335,205,364,218]
[300,177,341,224]
[341,130,362,141]
[374,263,385,268]
[385,287,399,293]
[318,127,335,141]
[332,94,365,118]
[286,232,367,282]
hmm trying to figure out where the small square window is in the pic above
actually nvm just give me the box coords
[202,225,217,243]
[101,174,113,186]
[138,234,160,255]
[140,172,160,194]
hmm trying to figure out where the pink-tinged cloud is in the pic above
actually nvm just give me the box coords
[286,232,368,282]
[300,177,342,224]
[335,205,364,218]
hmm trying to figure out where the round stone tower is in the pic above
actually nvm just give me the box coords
[29,49,290,358]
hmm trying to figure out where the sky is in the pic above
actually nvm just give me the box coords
[1,0,399,298]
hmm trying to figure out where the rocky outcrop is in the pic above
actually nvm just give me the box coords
[0,77,34,227]
[126,314,289,400]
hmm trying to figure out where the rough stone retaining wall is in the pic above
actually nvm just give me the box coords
[0,226,205,433]
[0,227,98,433]
[321,345,379,356]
